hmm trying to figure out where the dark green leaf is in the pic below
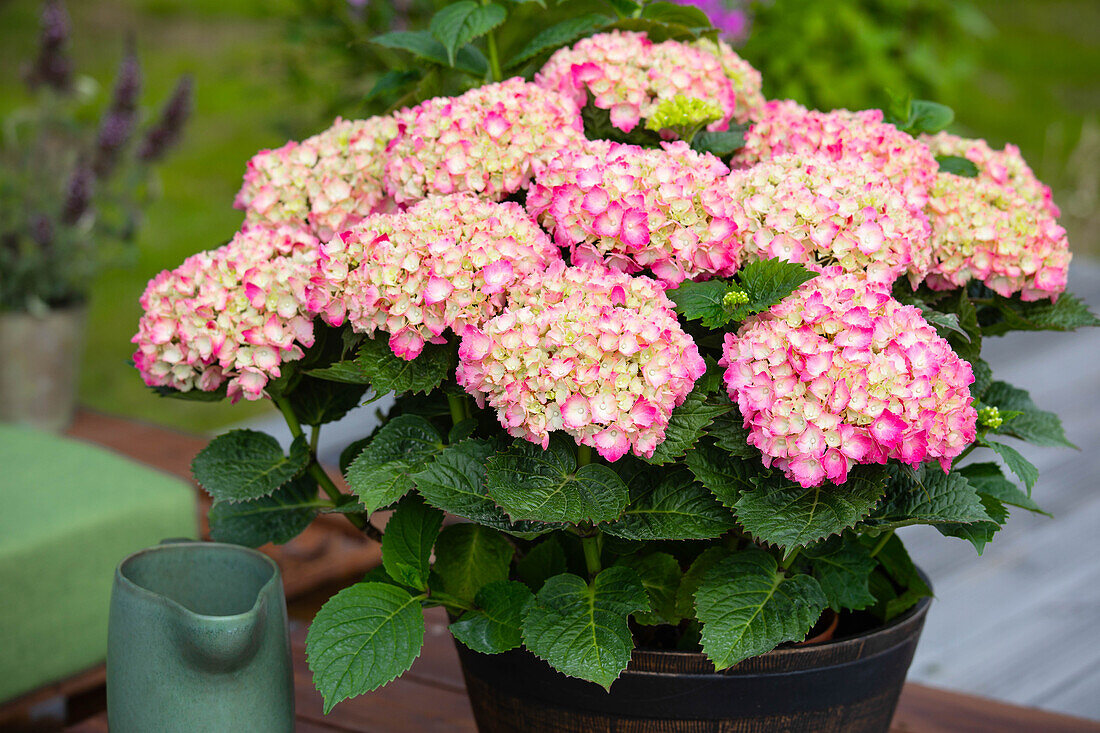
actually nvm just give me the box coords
[363,337,454,395]
[432,523,514,603]
[707,410,758,458]
[605,17,699,42]
[691,129,745,156]
[684,440,758,508]
[429,2,506,66]
[695,550,827,669]
[983,440,1039,492]
[485,437,629,524]
[735,470,886,550]
[346,415,444,512]
[366,69,421,102]
[604,0,641,17]
[507,14,612,69]
[674,546,730,619]
[936,155,979,177]
[936,494,1008,554]
[640,1,712,28]
[983,381,1075,448]
[958,462,1047,514]
[208,474,320,547]
[192,431,309,502]
[603,468,736,540]
[152,384,227,402]
[450,580,533,654]
[369,31,490,77]
[803,534,876,611]
[517,537,569,591]
[730,258,817,320]
[645,393,730,465]
[861,466,990,530]
[447,418,478,444]
[580,99,664,146]
[615,552,682,625]
[979,292,1100,336]
[521,567,649,689]
[288,377,369,426]
[306,582,425,713]
[381,494,444,591]
[667,279,734,328]
[908,100,954,134]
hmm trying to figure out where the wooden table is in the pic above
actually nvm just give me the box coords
[67,608,1100,733]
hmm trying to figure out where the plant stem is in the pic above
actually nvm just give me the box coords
[481,0,503,83]
[447,393,466,427]
[868,530,895,558]
[430,591,475,613]
[310,424,320,454]
[576,443,593,467]
[581,533,602,578]
[780,547,800,571]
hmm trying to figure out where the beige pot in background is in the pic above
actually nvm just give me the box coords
[0,306,87,432]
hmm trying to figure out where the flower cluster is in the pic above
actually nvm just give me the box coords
[383,78,584,205]
[693,37,765,123]
[736,100,939,209]
[922,173,1070,300]
[526,140,739,286]
[457,262,706,461]
[235,116,400,240]
[308,194,561,360]
[922,132,1060,218]
[725,154,932,283]
[132,224,320,402]
[721,271,977,487]
[535,31,762,134]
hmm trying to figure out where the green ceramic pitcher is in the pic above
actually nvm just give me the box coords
[107,541,294,732]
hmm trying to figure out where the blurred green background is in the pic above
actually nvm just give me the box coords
[0,0,1096,432]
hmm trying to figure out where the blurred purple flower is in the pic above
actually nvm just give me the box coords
[672,0,751,43]
[26,0,72,92]
[61,164,94,225]
[138,75,194,162]
[30,214,54,248]
[93,41,142,178]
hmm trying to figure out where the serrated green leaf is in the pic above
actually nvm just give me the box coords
[605,16,698,42]
[971,357,993,399]
[485,437,629,524]
[983,440,1039,492]
[450,580,533,654]
[936,155,979,177]
[615,552,682,625]
[430,2,506,66]
[603,468,735,540]
[958,462,1047,514]
[907,100,954,134]
[707,410,758,457]
[432,523,514,603]
[640,1,712,28]
[644,382,731,465]
[936,494,1007,554]
[730,258,817,320]
[289,377,370,426]
[370,30,489,76]
[667,279,733,328]
[361,337,454,395]
[517,537,568,591]
[382,494,444,591]
[447,418,478,444]
[979,292,1100,336]
[521,567,649,689]
[306,582,425,713]
[861,466,990,530]
[983,381,1075,448]
[507,14,612,69]
[735,470,886,550]
[691,129,745,156]
[346,415,444,512]
[208,474,320,547]
[684,440,757,508]
[366,69,421,102]
[192,430,309,503]
[675,546,730,619]
[803,534,876,611]
[695,550,827,670]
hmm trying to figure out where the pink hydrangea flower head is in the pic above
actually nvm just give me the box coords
[132,223,322,403]
[691,37,765,123]
[309,194,562,360]
[736,101,939,210]
[527,139,740,286]
[535,31,760,135]
[923,172,1070,300]
[922,132,1060,218]
[720,270,977,487]
[726,154,932,284]
[382,78,584,204]
[234,115,401,240]
[457,261,706,461]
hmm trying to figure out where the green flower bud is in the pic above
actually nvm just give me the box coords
[723,288,750,309]
[978,405,1003,429]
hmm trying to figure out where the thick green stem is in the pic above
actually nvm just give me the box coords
[430,591,475,613]
[576,444,593,467]
[447,393,466,427]
[869,530,895,558]
[481,0,503,82]
[310,425,321,454]
[780,547,801,571]
[581,533,602,578]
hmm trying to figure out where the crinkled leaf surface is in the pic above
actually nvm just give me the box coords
[208,474,319,547]
[192,430,308,502]
[615,552,682,625]
[432,523,514,603]
[381,494,444,591]
[450,580,533,654]
[803,534,877,611]
[602,468,735,540]
[346,415,443,513]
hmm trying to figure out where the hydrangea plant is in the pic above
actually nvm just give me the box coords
[132,0,1096,713]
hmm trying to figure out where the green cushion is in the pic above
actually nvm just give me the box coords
[0,424,198,702]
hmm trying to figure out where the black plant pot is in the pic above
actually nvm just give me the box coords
[457,595,931,733]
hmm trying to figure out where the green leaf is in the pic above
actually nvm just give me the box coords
[429,2,506,66]
[364,337,454,395]
[603,468,736,540]
[936,494,1008,554]
[306,582,425,713]
[485,437,629,524]
[370,31,489,76]
[521,567,649,689]
[691,129,745,156]
[450,580,533,654]
[381,494,444,591]
[447,418,478,444]
[908,100,954,134]
[152,384,227,402]
[979,292,1100,336]
[982,381,1075,448]
[192,430,309,503]
[644,368,730,465]
[208,475,320,548]
[668,279,734,328]
[615,552,682,625]
[366,69,421,102]
[684,440,757,508]
[731,258,818,321]
[507,14,612,69]
[734,470,886,550]
[432,523,514,603]
[346,415,444,513]
[707,411,758,458]
[517,537,568,591]
[861,466,991,530]
[604,0,641,17]
[863,535,931,622]
[675,546,730,619]
[640,1,712,28]
[983,440,1039,493]
[695,550,827,670]
[605,17,699,42]
[936,155,979,177]
[288,377,370,427]
[803,534,877,611]
[580,99,664,147]
[959,462,1047,514]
